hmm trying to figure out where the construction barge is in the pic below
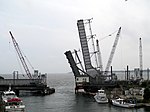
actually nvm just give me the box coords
[0,31,55,96]
[64,19,149,95]
[0,73,55,96]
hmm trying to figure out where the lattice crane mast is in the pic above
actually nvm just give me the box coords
[139,38,143,79]
[104,27,121,76]
[9,31,32,79]
[96,39,103,72]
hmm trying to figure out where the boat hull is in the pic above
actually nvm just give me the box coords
[112,99,135,108]
[94,90,109,104]
[5,107,25,112]
[94,97,108,103]
[1,87,25,112]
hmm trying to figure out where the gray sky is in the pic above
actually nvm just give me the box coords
[0,0,150,74]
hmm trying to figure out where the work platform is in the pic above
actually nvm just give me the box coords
[0,78,55,96]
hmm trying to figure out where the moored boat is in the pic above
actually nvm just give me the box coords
[111,98,135,108]
[1,87,25,112]
[94,89,108,103]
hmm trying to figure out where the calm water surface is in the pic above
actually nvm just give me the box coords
[20,73,150,112]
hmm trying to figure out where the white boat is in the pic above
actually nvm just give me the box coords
[111,98,135,108]
[94,89,109,103]
[1,87,25,112]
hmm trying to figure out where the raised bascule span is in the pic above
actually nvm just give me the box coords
[77,19,98,78]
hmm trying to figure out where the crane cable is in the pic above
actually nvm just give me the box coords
[9,41,25,77]
[100,30,118,41]
[9,38,34,76]
[22,51,34,70]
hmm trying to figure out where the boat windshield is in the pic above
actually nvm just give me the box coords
[6,93,15,96]
[4,93,16,98]
[98,90,105,93]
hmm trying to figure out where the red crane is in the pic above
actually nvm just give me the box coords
[9,31,32,79]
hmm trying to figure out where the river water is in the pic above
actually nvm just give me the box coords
[20,73,150,112]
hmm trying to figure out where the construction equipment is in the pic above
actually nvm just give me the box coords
[104,27,121,76]
[9,31,32,79]
[87,19,98,68]
[139,38,143,79]
[96,39,103,72]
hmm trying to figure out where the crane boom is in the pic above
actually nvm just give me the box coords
[9,31,32,79]
[104,27,121,76]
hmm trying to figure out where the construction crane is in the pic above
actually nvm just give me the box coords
[9,31,32,79]
[96,39,103,72]
[87,19,99,68]
[104,27,121,76]
[139,38,143,79]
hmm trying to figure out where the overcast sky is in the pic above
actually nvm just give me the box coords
[0,0,150,75]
